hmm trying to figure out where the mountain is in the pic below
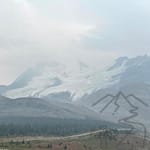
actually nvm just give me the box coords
[78,55,150,132]
[2,61,113,100]
[79,55,150,106]
[2,59,124,100]
[0,95,100,119]
[1,55,150,131]
[2,55,150,101]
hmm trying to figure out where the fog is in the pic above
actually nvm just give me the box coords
[0,0,150,84]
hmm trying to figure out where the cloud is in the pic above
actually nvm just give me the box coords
[0,0,99,84]
[79,0,150,56]
[0,0,150,84]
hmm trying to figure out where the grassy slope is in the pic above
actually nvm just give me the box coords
[0,131,150,150]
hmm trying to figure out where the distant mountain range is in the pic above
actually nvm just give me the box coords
[1,55,150,130]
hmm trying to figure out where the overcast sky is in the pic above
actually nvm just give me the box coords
[0,0,150,85]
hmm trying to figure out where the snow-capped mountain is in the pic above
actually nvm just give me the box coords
[1,55,150,130]
[2,55,150,102]
[2,61,121,100]
[79,55,150,105]
[78,55,150,132]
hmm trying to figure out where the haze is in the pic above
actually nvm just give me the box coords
[0,0,150,84]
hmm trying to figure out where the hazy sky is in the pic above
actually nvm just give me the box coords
[0,0,150,84]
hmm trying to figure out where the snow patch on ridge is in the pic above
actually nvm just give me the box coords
[4,59,127,100]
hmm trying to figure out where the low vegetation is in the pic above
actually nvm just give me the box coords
[0,129,149,150]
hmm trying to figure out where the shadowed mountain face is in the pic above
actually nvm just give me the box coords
[0,95,101,119]
[0,85,7,94]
